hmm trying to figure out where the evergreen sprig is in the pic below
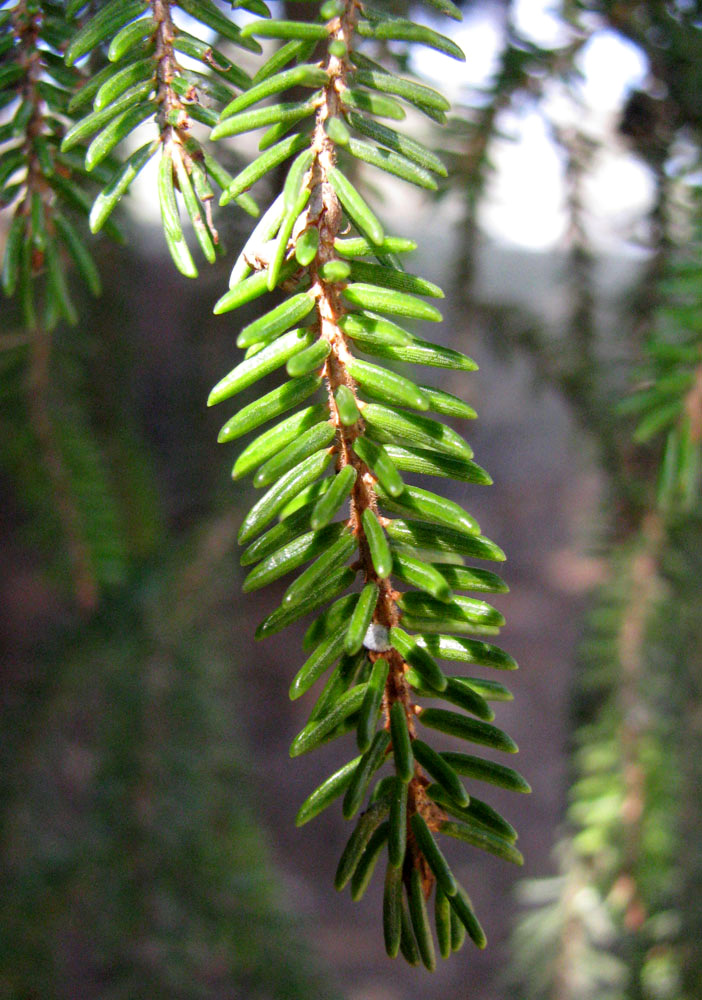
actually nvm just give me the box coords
[510,524,683,1000]
[620,228,702,514]
[0,0,116,327]
[207,0,527,967]
[0,0,147,608]
[59,0,261,276]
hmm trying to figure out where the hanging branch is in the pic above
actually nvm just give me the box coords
[510,521,682,1000]
[59,0,262,275]
[0,0,267,606]
[1,0,107,325]
[509,155,702,1000]
[207,0,527,967]
[619,208,702,515]
[1,0,111,609]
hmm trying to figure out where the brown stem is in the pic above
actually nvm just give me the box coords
[14,2,49,224]
[152,0,216,238]
[615,515,663,931]
[153,0,184,141]
[305,1,441,887]
[11,2,98,611]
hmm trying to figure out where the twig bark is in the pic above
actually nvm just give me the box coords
[305,0,440,893]
[13,1,98,611]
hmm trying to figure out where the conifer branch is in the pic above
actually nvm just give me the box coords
[57,0,261,274]
[207,0,524,965]
[305,0,439,898]
[4,1,98,608]
[153,0,218,246]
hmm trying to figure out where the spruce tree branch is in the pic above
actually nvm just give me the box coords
[9,2,98,612]
[306,0,443,892]
[14,1,53,248]
[615,516,664,929]
[153,0,217,240]
[154,0,185,141]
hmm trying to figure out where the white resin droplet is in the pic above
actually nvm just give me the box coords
[363,623,390,652]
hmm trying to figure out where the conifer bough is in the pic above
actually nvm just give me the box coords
[62,0,262,277]
[0,0,528,970]
[207,0,529,968]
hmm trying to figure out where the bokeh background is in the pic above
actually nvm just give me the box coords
[2,1,702,998]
